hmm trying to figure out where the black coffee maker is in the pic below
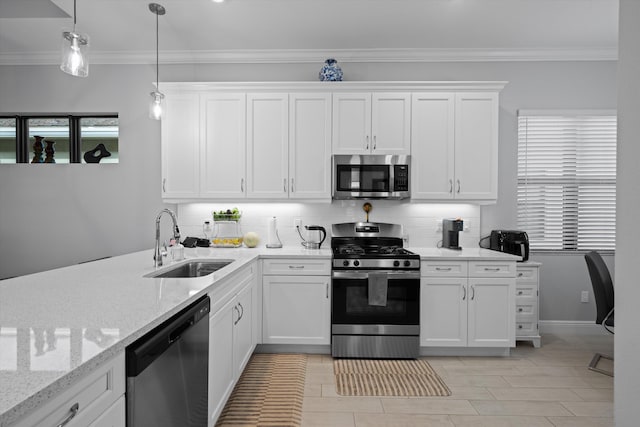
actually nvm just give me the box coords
[442,218,463,250]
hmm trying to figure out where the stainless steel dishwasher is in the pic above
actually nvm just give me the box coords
[126,295,210,427]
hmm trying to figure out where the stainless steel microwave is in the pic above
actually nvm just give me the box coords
[332,155,410,200]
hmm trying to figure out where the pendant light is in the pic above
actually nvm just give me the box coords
[149,3,166,120]
[60,0,89,77]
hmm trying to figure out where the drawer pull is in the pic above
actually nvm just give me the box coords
[57,403,79,427]
[518,272,524,277]
[288,265,305,269]
[518,325,523,329]
[484,267,501,271]
[518,291,524,295]
[518,308,523,312]
[435,267,452,271]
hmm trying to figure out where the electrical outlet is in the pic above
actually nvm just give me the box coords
[435,219,442,232]
[294,218,302,229]
[463,219,471,232]
[581,291,589,303]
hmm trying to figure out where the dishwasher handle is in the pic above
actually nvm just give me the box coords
[168,318,195,344]
[126,295,210,377]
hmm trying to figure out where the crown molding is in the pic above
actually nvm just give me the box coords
[0,47,618,66]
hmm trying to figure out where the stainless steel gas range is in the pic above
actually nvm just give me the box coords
[331,222,420,359]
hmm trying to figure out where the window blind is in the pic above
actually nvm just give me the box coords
[517,111,617,252]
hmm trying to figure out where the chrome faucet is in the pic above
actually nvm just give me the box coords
[154,208,181,267]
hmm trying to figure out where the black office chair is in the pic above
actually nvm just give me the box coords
[584,251,614,376]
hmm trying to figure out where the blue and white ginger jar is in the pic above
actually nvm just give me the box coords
[319,58,343,81]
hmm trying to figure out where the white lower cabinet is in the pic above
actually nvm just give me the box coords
[516,263,541,347]
[262,259,331,345]
[14,353,125,427]
[88,396,125,427]
[420,260,515,348]
[208,262,257,426]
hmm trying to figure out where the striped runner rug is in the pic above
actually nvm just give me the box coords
[334,358,451,397]
[215,353,307,426]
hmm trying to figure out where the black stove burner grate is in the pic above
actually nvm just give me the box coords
[334,244,417,258]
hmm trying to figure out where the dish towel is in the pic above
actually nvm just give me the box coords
[368,271,388,306]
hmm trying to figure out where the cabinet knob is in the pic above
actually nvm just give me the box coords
[518,325,523,329]
[518,291,523,295]
[518,308,523,312]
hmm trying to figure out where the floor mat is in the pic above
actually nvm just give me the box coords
[334,358,451,397]
[215,353,307,426]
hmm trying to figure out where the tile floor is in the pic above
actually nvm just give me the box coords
[301,334,614,427]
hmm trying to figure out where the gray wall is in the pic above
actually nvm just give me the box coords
[615,0,640,422]
[0,60,617,323]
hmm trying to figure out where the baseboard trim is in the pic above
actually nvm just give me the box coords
[539,320,611,335]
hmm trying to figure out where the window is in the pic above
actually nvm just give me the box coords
[0,114,119,164]
[517,111,617,252]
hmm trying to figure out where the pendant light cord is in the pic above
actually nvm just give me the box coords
[155,10,159,91]
[73,0,77,31]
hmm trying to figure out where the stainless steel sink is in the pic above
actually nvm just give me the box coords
[146,260,234,278]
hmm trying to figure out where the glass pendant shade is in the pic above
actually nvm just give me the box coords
[149,91,165,120]
[60,31,89,77]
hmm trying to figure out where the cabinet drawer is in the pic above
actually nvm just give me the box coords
[421,261,467,277]
[15,353,125,427]
[516,321,538,336]
[262,258,331,275]
[516,284,537,298]
[516,303,537,317]
[468,261,516,277]
[516,266,539,283]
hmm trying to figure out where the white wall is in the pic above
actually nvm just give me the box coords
[0,60,617,324]
[178,202,480,249]
[615,0,640,423]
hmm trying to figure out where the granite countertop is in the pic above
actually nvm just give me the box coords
[0,244,516,426]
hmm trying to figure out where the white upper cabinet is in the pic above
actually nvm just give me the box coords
[200,93,246,198]
[246,93,289,199]
[410,92,456,199]
[411,91,499,201]
[289,93,332,199]
[161,92,200,199]
[332,92,410,155]
[454,92,499,200]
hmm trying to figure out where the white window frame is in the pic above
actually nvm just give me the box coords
[517,110,617,253]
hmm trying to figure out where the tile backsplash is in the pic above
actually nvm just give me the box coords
[178,201,481,249]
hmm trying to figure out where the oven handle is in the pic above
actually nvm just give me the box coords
[332,270,421,280]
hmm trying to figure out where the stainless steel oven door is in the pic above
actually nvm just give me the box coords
[331,270,420,333]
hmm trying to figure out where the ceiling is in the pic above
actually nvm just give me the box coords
[0,0,619,65]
